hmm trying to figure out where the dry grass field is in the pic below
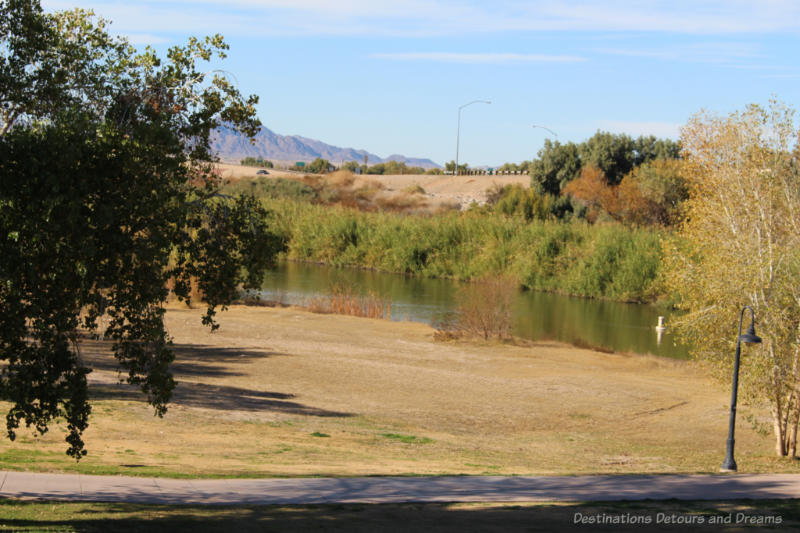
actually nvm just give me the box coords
[0,304,797,478]
[215,162,529,208]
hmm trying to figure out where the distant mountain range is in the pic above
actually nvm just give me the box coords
[211,126,441,169]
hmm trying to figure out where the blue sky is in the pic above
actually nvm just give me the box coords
[43,1,800,167]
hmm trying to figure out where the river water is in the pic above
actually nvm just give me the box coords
[256,262,689,359]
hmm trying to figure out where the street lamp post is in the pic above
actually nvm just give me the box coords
[532,124,558,140]
[455,100,490,176]
[720,305,762,472]
[531,125,558,172]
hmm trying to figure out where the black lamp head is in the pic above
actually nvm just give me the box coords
[740,323,762,345]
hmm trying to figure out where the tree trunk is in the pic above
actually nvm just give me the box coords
[772,408,787,456]
[787,394,800,457]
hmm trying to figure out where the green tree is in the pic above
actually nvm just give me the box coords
[306,157,331,174]
[579,132,636,186]
[528,133,680,196]
[366,162,386,174]
[1,1,121,134]
[341,161,360,173]
[498,162,520,173]
[365,161,424,175]
[633,135,680,165]
[665,101,800,457]
[444,160,469,175]
[0,1,281,458]
[528,140,581,195]
[240,157,273,168]
[580,132,680,186]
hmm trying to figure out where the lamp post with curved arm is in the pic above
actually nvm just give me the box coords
[532,124,558,140]
[720,305,762,472]
[455,100,490,176]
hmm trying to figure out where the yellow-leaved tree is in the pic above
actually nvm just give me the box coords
[665,101,800,457]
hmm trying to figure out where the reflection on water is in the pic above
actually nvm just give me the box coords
[257,262,689,359]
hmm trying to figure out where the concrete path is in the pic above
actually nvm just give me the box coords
[1,472,799,505]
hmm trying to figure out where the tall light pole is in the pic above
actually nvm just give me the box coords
[720,305,762,472]
[530,125,558,175]
[532,124,558,140]
[455,100,490,176]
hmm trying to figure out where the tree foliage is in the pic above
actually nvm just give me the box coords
[498,161,531,174]
[444,160,468,174]
[579,132,636,186]
[0,1,281,458]
[365,160,425,175]
[305,157,331,174]
[341,161,360,173]
[528,139,582,195]
[240,156,273,168]
[561,165,613,223]
[664,101,800,457]
[620,159,688,226]
[562,160,688,227]
[529,133,680,196]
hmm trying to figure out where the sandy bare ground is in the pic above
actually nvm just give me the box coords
[1,304,795,478]
[215,162,529,208]
[216,162,304,181]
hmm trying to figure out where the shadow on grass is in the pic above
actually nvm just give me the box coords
[82,340,282,379]
[84,340,350,418]
[90,381,350,418]
[0,500,798,533]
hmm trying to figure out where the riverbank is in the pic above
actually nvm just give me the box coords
[262,199,665,303]
[254,261,687,358]
[0,304,793,478]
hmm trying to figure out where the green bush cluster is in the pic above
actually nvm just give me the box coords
[240,156,273,168]
[490,184,556,221]
[224,177,315,201]
[365,161,426,175]
[340,160,429,175]
[262,199,665,302]
[304,157,332,174]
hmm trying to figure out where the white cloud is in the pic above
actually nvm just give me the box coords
[597,121,682,139]
[40,0,800,38]
[371,52,585,64]
[123,33,170,45]
[595,41,763,65]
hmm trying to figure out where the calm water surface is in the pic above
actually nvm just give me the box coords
[257,262,689,359]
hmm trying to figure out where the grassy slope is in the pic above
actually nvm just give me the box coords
[0,305,795,478]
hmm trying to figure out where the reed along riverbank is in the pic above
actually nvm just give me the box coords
[261,199,666,304]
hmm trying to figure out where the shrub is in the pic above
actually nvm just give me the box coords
[306,157,332,174]
[240,156,274,168]
[492,184,555,221]
[435,278,515,341]
[305,284,391,319]
[224,177,315,201]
